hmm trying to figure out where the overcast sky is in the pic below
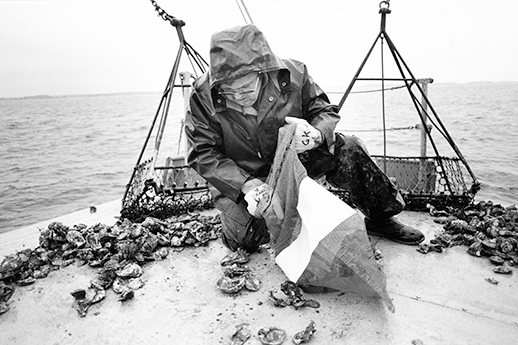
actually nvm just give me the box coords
[1,0,517,98]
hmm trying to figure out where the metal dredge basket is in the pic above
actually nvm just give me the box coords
[121,157,213,223]
[371,155,474,211]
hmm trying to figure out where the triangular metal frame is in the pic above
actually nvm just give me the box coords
[123,15,208,203]
[337,1,480,197]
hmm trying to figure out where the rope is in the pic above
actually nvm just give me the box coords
[327,84,407,95]
[235,0,254,24]
[336,125,420,133]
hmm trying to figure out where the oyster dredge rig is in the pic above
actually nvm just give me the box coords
[121,0,480,222]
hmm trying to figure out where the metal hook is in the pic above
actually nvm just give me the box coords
[379,0,391,13]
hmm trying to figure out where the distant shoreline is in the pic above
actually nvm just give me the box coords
[2,81,517,101]
[0,91,162,101]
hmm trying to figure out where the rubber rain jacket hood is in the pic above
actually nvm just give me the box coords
[209,24,286,87]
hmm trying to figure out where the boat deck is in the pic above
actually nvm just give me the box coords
[0,201,517,344]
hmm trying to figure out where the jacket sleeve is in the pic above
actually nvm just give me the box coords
[185,89,251,202]
[300,65,341,154]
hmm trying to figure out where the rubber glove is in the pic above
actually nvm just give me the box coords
[285,116,322,153]
[244,183,284,222]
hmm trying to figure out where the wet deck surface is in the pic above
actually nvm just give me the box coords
[0,203,517,345]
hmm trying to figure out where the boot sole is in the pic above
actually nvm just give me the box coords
[367,230,424,245]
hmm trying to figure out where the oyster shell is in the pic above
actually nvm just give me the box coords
[0,302,9,314]
[244,275,261,292]
[86,233,102,251]
[71,285,106,317]
[70,289,86,300]
[257,326,287,345]
[485,277,499,285]
[302,299,321,309]
[153,247,169,260]
[292,320,317,344]
[92,268,117,289]
[268,291,287,308]
[0,282,14,302]
[117,263,143,278]
[269,282,322,310]
[221,248,250,266]
[66,230,86,248]
[118,288,134,302]
[223,264,251,278]
[493,266,512,274]
[112,277,126,294]
[489,256,505,265]
[444,219,472,234]
[230,324,252,345]
[216,276,246,294]
[127,277,145,290]
[17,276,36,286]
[0,249,32,279]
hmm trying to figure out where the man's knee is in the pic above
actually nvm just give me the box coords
[212,191,270,252]
[336,133,370,155]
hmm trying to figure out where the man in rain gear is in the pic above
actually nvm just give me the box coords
[185,24,424,253]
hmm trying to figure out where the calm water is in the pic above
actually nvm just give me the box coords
[1,83,517,234]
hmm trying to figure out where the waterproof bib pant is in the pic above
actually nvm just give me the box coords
[214,133,405,252]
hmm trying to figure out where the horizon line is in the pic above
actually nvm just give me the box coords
[1,80,517,100]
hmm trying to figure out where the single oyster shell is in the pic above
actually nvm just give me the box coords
[485,277,499,285]
[257,326,287,345]
[153,247,169,260]
[493,266,512,274]
[0,301,10,314]
[489,256,505,265]
[216,276,246,294]
[244,275,261,292]
[118,288,134,302]
[92,269,117,289]
[221,248,250,266]
[66,230,86,248]
[70,289,86,300]
[293,320,317,344]
[230,324,252,345]
[17,276,36,286]
[185,221,210,244]
[0,282,14,302]
[112,277,126,294]
[85,285,105,305]
[127,277,145,290]
[223,264,251,278]
[86,233,101,251]
[117,263,143,278]
[268,291,287,308]
[302,299,321,309]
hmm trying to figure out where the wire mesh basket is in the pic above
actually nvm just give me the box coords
[121,157,213,223]
[371,155,474,211]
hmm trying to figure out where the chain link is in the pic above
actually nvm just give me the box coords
[150,0,184,26]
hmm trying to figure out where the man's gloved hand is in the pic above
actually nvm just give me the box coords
[285,116,322,153]
[244,183,284,222]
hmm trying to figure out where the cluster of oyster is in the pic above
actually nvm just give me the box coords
[230,321,316,345]
[268,281,320,310]
[217,248,261,294]
[419,201,517,275]
[0,213,221,316]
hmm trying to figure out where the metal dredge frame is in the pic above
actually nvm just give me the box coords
[336,1,480,211]
[121,4,212,222]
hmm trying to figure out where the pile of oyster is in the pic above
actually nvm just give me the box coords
[0,213,221,316]
[268,281,320,310]
[418,201,517,274]
[230,321,316,345]
[217,248,261,294]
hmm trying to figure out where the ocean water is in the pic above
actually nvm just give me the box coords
[1,83,517,234]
